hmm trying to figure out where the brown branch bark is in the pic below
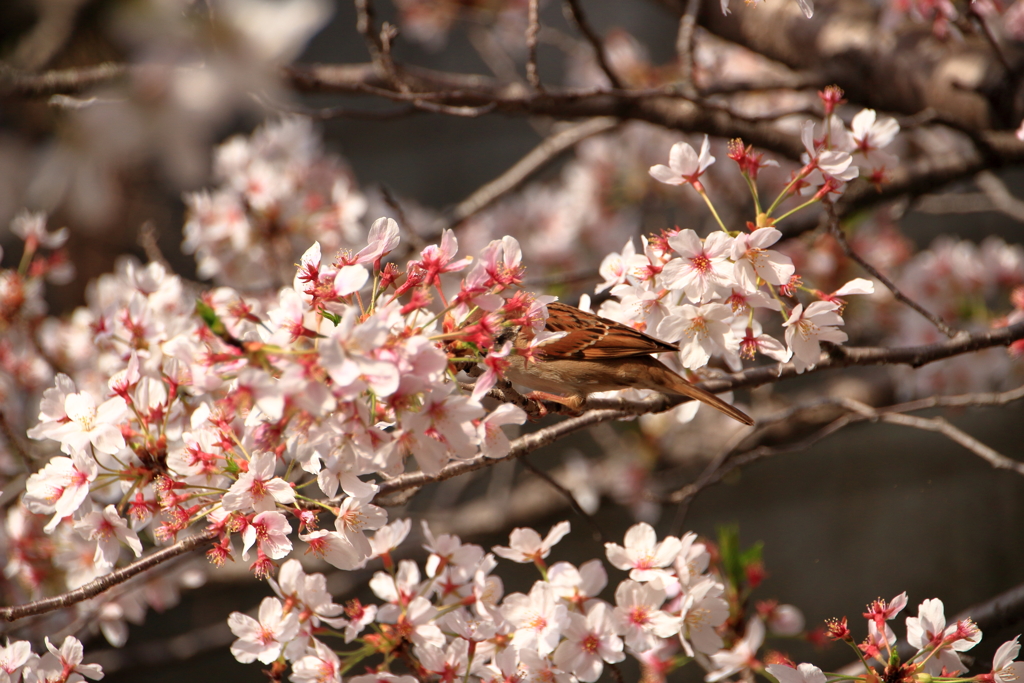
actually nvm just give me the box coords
[1,527,217,622]
[658,0,1024,129]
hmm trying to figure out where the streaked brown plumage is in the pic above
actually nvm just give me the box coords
[499,302,754,425]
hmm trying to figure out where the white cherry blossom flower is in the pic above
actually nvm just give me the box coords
[706,618,764,682]
[477,403,527,458]
[493,521,571,563]
[986,635,1024,683]
[657,303,736,370]
[850,109,900,171]
[334,494,387,558]
[612,580,681,653]
[662,230,734,302]
[24,451,99,533]
[783,301,848,373]
[605,522,682,585]
[649,136,716,188]
[290,638,341,683]
[355,217,401,264]
[0,640,32,682]
[34,636,104,683]
[731,228,795,289]
[74,505,143,569]
[241,510,293,560]
[369,518,413,559]
[679,577,729,655]
[49,391,127,456]
[222,451,295,513]
[502,581,569,656]
[378,596,446,649]
[549,559,608,606]
[228,597,300,664]
[767,662,826,683]
[906,598,981,676]
[553,601,625,682]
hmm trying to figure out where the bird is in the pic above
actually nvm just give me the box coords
[494,301,754,425]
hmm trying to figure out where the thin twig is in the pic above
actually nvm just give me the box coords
[520,457,605,542]
[438,117,619,232]
[0,411,35,470]
[666,385,1024,506]
[675,0,702,99]
[526,0,543,90]
[562,0,622,89]
[1,527,217,622]
[353,0,384,64]
[967,5,1014,75]
[824,200,958,338]
[138,222,172,272]
[878,412,1024,475]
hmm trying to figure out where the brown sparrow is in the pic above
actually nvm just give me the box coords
[494,302,754,425]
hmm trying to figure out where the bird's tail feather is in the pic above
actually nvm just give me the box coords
[649,363,754,426]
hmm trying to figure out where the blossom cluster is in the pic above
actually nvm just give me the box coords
[223,519,1024,683]
[0,635,104,683]
[0,81,1019,678]
[226,520,799,683]
[183,117,369,289]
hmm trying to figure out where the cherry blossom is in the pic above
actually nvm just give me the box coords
[657,303,736,370]
[552,601,625,682]
[662,230,735,302]
[783,301,849,373]
[502,581,570,656]
[649,136,716,189]
[290,639,341,683]
[23,451,99,533]
[477,403,527,458]
[222,451,296,513]
[228,597,300,664]
[982,636,1024,683]
[73,505,143,569]
[604,522,683,585]
[493,521,571,564]
[679,578,729,656]
[905,598,981,676]
[241,510,294,560]
[767,662,827,683]
[611,580,681,653]
[29,636,104,683]
[731,228,796,289]
[706,618,764,682]
[47,391,128,456]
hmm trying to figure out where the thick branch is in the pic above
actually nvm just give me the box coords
[661,0,1024,128]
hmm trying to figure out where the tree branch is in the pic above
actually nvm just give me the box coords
[824,200,957,338]
[562,0,622,89]
[437,117,619,232]
[667,385,1024,506]
[1,527,217,622]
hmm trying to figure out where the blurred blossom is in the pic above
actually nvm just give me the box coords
[20,0,332,230]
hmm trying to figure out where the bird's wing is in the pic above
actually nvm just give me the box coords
[535,302,678,360]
